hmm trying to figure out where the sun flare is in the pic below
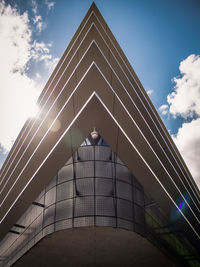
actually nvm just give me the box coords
[27,103,39,119]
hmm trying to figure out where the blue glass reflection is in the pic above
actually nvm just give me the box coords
[170,193,189,222]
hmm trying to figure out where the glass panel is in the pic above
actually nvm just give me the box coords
[74,217,94,227]
[117,199,133,221]
[76,146,94,161]
[95,196,115,216]
[95,146,112,161]
[56,199,73,221]
[74,196,94,217]
[95,178,113,196]
[95,161,113,178]
[116,164,132,184]
[134,187,144,206]
[75,161,94,178]
[45,187,56,206]
[134,204,144,224]
[43,205,55,227]
[58,165,73,183]
[117,181,132,201]
[76,178,94,195]
[57,181,73,201]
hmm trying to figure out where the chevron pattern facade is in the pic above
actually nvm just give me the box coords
[0,3,200,266]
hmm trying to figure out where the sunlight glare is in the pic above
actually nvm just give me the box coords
[27,103,39,119]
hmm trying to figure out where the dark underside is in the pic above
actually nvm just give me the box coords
[13,227,177,267]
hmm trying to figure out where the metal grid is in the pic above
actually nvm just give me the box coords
[1,142,197,266]
[0,144,145,266]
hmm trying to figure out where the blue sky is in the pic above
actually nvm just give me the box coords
[0,0,200,187]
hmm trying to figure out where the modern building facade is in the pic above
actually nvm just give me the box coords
[0,3,199,266]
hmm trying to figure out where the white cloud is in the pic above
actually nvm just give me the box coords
[147,89,154,96]
[167,54,200,118]
[32,41,59,71]
[45,0,55,11]
[48,57,59,73]
[172,118,200,188]
[31,0,45,33]
[166,54,200,188]
[159,104,169,115]
[33,15,43,32]
[33,14,41,24]
[35,72,41,79]
[32,41,51,59]
[31,0,38,15]
[0,4,31,73]
[0,1,59,152]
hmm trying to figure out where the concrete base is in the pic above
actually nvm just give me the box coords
[13,227,177,267]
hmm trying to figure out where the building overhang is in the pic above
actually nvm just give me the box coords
[12,227,177,267]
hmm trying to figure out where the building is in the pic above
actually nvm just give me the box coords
[0,2,199,266]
